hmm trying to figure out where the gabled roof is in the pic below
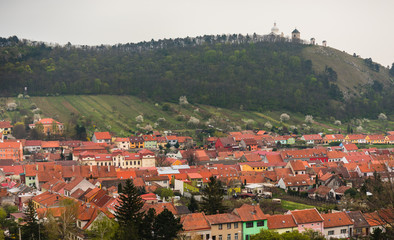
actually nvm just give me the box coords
[346,211,370,228]
[206,213,242,224]
[0,121,12,128]
[41,141,60,148]
[36,118,62,125]
[289,160,307,171]
[322,212,353,228]
[290,208,323,224]
[267,214,297,229]
[181,212,210,231]
[93,132,111,140]
[292,28,300,33]
[233,204,267,221]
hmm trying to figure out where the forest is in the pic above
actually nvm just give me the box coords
[0,35,392,120]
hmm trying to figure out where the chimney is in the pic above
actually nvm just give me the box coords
[72,165,75,172]
[90,165,92,172]
[36,164,38,171]
[108,165,110,172]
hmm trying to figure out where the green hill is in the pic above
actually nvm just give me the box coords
[0,35,393,122]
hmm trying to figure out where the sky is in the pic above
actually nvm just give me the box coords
[0,0,393,66]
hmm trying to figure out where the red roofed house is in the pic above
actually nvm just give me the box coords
[92,132,112,144]
[267,214,297,234]
[205,213,242,240]
[286,160,307,175]
[323,134,344,144]
[114,138,130,150]
[365,135,385,144]
[29,118,64,135]
[385,135,394,144]
[180,212,211,240]
[0,121,13,135]
[0,141,23,162]
[341,143,358,153]
[301,134,323,145]
[321,211,353,238]
[278,174,312,192]
[232,204,268,240]
[288,208,324,233]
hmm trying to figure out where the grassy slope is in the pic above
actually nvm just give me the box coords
[2,95,391,138]
[302,46,392,98]
[281,200,315,211]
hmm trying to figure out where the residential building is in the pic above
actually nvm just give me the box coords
[288,208,324,233]
[206,213,242,240]
[92,132,111,144]
[180,212,211,240]
[29,118,64,135]
[232,204,268,240]
[267,214,297,234]
[0,121,13,135]
[322,211,354,238]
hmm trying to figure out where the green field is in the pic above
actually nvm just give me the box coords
[281,200,315,211]
[1,95,392,138]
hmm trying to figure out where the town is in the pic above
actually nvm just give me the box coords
[0,117,393,240]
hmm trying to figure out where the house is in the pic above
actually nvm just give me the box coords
[144,175,169,188]
[363,212,386,234]
[240,153,261,162]
[344,134,366,144]
[165,135,178,146]
[63,176,96,197]
[138,149,156,168]
[215,137,238,151]
[267,214,297,234]
[286,160,307,175]
[385,135,394,144]
[187,173,203,188]
[29,118,64,135]
[365,135,385,144]
[346,211,370,238]
[301,134,323,145]
[277,174,312,192]
[129,136,144,149]
[280,149,328,164]
[176,136,193,149]
[24,140,42,153]
[274,136,288,145]
[240,139,258,151]
[0,121,13,135]
[310,185,335,200]
[92,132,111,144]
[142,135,157,149]
[114,138,130,150]
[239,162,268,172]
[180,212,211,240]
[321,211,354,238]
[288,208,324,233]
[232,204,268,240]
[341,143,358,153]
[323,134,344,144]
[205,213,242,240]
[0,141,23,162]
[41,141,60,153]
[327,151,347,162]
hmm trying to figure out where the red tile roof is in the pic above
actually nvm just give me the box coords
[233,204,267,221]
[181,212,210,231]
[267,214,297,229]
[94,132,111,140]
[0,121,12,128]
[205,213,242,224]
[290,208,323,224]
[322,212,354,228]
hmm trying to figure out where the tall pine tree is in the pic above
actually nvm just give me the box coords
[153,208,183,240]
[22,200,40,240]
[200,177,227,215]
[114,179,144,240]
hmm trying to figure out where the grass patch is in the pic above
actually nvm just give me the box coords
[281,200,315,211]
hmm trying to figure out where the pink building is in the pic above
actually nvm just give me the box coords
[288,208,324,233]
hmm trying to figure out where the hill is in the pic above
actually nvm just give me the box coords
[2,95,392,139]
[0,35,393,121]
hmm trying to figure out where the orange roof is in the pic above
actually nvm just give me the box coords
[290,208,323,224]
[206,213,241,224]
[0,141,22,149]
[342,144,358,151]
[367,134,385,140]
[41,141,60,148]
[268,214,297,229]
[94,132,111,140]
[115,138,129,142]
[141,202,178,215]
[181,213,210,231]
[322,212,354,228]
[187,173,202,179]
[289,160,307,171]
[302,134,322,141]
[320,172,333,182]
[243,153,261,162]
[233,204,267,221]
[0,121,13,128]
[36,118,62,125]
[327,151,347,159]
[363,212,386,227]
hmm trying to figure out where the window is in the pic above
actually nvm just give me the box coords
[257,221,264,227]
[328,230,334,235]
[218,224,223,230]
[234,222,238,229]
[246,222,253,228]
[227,223,231,229]
[234,233,238,240]
[341,229,347,234]
[227,234,231,240]
[218,235,222,240]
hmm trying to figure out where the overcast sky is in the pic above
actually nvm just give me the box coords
[0,0,393,66]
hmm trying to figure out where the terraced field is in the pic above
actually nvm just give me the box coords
[2,95,392,137]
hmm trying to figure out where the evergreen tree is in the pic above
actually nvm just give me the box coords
[153,209,183,240]
[114,179,144,240]
[200,177,227,215]
[390,63,394,77]
[140,208,156,240]
[22,200,40,240]
[188,195,199,213]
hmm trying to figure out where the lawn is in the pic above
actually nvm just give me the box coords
[281,200,315,211]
